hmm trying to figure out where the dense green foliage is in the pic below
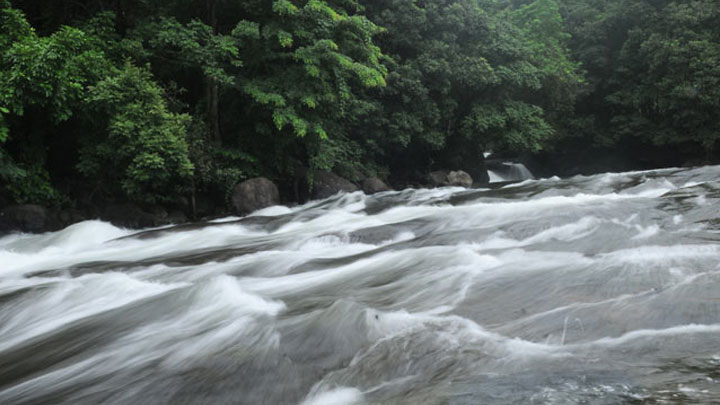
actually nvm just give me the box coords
[561,0,720,163]
[360,0,580,180]
[0,0,718,210]
[80,62,194,203]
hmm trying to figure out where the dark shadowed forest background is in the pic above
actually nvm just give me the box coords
[1,0,718,217]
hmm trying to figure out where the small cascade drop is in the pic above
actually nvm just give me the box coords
[487,162,535,183]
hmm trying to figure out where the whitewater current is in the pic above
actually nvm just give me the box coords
[1,166,720,404]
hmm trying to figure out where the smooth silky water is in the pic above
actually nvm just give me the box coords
[1,166,720,404]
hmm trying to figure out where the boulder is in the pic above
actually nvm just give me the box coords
[312,171,358,200]
[232,177,280,214]
[56,209,87,228]
[426,170,473,188]
[446,170,473,187]
[362,177,392,194]
[427,170,449,187]
[0,204,49,233]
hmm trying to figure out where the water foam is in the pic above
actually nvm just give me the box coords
[302,387,364,405]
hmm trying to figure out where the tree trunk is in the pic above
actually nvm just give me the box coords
[207,79,221,145]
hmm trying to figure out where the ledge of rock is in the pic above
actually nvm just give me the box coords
[0,204,49,233]
[362,177,392,194]
[102,204,168,229]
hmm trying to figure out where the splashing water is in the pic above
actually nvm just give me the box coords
[488,162,535,183]
[2,166,720,404]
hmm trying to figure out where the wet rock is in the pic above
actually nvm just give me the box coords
[427,170,473,188]
[447,170,473,187]
[0,202,187,233]
[0,204,49,233]
[428,170,450,187]
[312,171,358,200]
[231,177,280,215]
[362,177,392,194]
[56,209,87,228]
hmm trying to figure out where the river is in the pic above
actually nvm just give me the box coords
[1,166,720,404]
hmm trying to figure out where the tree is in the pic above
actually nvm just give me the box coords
[0,2,109,203]
[234,0,387,179]
[79,62,194,203]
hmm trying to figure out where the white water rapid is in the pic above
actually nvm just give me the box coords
[488,162,535,183]
[2,166,720,404]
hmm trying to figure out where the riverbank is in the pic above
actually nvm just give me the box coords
[0,168,480,235]
[1,146,714,235]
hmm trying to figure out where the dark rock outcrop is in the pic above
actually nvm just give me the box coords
[0,204,50,233]
[102,204,170,229]
[311,171,358,200]
[231,177,280,215]
[56,209,88,228]
[467,166,490,185]
[1,199,198,234]
[0,205,94,234]
[362,177,392,194]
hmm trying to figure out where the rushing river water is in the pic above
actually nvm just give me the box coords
[1,166,720,404]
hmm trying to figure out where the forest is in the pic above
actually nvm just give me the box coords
[1,0,718,218]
